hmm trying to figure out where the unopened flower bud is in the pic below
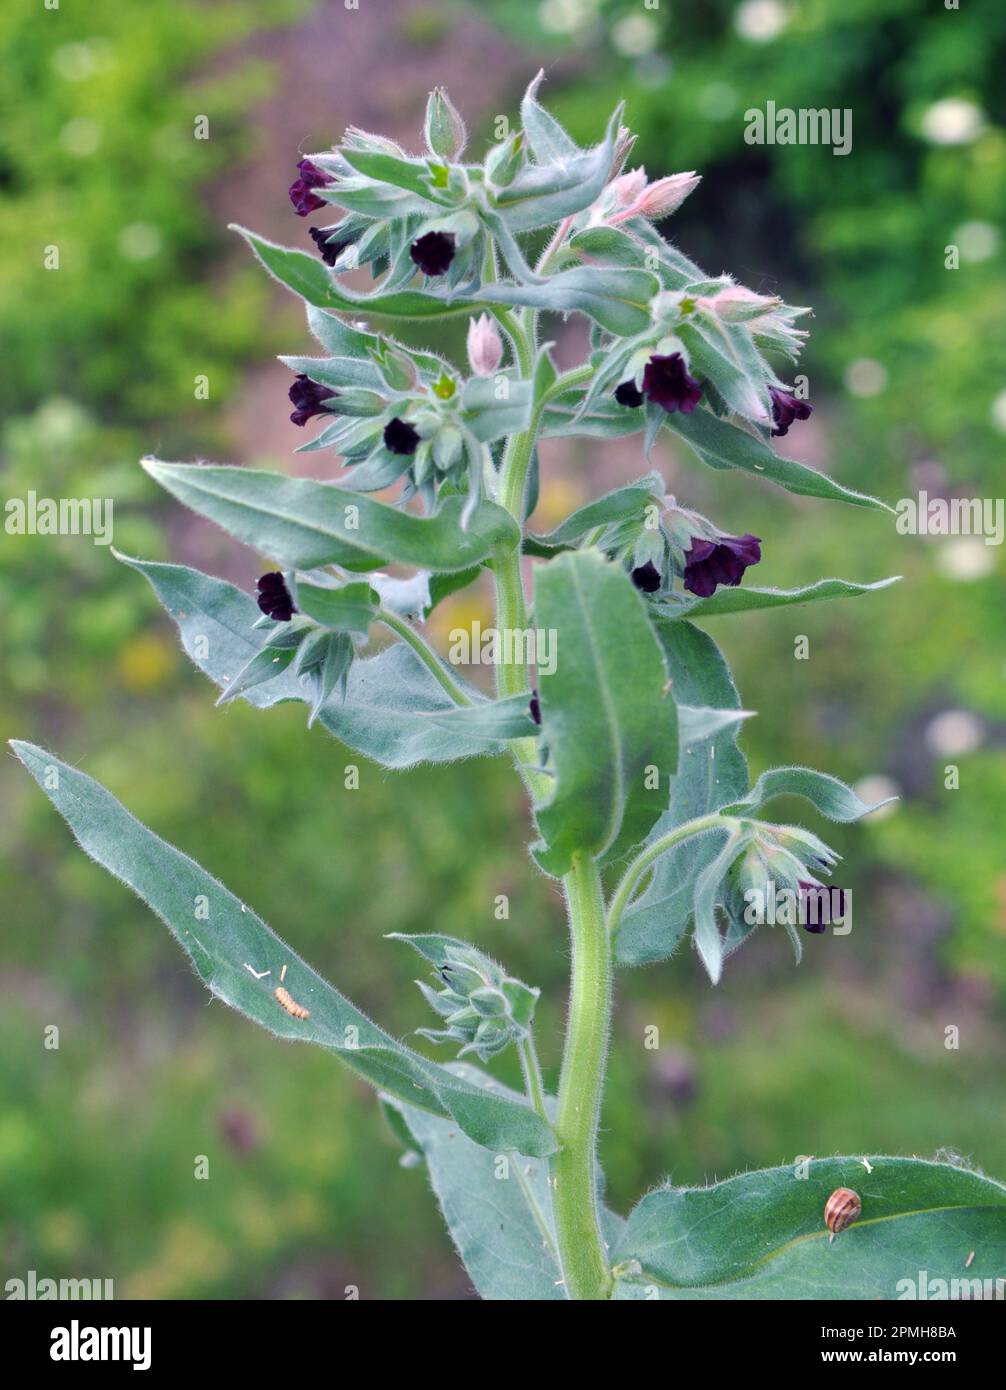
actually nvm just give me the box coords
[609,167,648,208]
[704,285,782,323]
[424,86,467,161]
[466,314,504,377]
[634,171,701,219]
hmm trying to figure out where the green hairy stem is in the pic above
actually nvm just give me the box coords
[552,853,614,1300]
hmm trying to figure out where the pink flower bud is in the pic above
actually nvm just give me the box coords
[633,171,701,219]
[466,314,503,377]
[609,167,648,208]
[703,285,782,323]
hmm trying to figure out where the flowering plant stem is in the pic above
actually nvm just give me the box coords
[553,852,614,1300]
[494,299,614,1297]
[17,76,993,1305]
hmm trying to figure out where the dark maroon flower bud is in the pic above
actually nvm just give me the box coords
[641,352,704,414]
[630,559,662,593]
[410,230,456,276]
[309,227,349,267]
[614,379,644,408]
[383,417,420,455]
[288,158,335,217]
[798,881,848,934]
[289,373,337,427]
[529,691,541,726]
[256,572,296,622]
[683,533,761,598]
[769,386,812,437]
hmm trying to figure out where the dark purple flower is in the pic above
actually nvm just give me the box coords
[410,230,456,277]
[614,379,644,408]
[383,417,420,455]
[288,158,335,217]
[683,533,762,598]
[630,559,662,593]
[529,691,541,726]
[289,374,337,427]
[798,881,848,934]
[642,352,704,414]
[309,227,349,267]
[256,572,296,623]
[769,386,812,437]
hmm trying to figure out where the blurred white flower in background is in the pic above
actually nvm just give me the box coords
[118,224,163,261]
[539,0,599,36]
[990,389,1006,434]
[612,12,659,57]
[844,358,888,397]
[935,538,997,582]
[854,775,901,821]
[925,709,984,758]
[921,98,984,146]
[60,118,102,156]
[52,39,113,81]
[735,0,789,43]
[953,221,1001,263]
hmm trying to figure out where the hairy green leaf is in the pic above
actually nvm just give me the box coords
[141,460,518,573]
[722,766,897,821]
[532,551,678,875]
[116,555,506,769]
[234,225,489,321]
[419,693,539,742]
[615,621,749,966]
[664,407,891,512]
[524,475,663,558]
[613,1158,1006,1299]
[10,743,557,1158]
[662,575,901,619]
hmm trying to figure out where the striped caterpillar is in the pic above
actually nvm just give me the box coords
[274,986,310,1020]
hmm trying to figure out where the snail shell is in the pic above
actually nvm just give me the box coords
[824,1187,862,1239]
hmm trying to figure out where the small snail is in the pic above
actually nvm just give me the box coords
[824,1187,862,1241]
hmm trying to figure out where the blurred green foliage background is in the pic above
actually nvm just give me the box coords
[2,0,1004,1299]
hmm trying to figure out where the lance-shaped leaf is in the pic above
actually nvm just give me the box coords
[660,575,901,619]
[460,374,533,442]
[278,354,385,392]
[613,1157,1006,1299]
[480,267,658,338]
[519,69,579,163]
[691,825,750,985]
[531,551,678,876]
[294,579,379,634]
[678,705,754,746]
[494,101,622,232]
[615,621,749,967]
[543,389,641,441]
[678,321,771,425]
[386,1061,625,1300]
[663,406,891,512]
[419,693,539,743]
[234,226,490,321]
[722,766,897,822]
[9,742,557,1158]
[141,460,518,573]
[115,555,507,769]
[337,148,450,206]
[524,474,663,558]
